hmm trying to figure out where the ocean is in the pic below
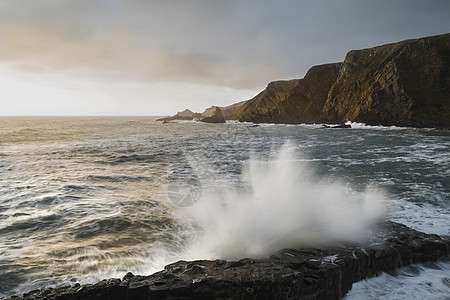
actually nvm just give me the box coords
[0,116,449,299]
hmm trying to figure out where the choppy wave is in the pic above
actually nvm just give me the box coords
[0,117,449,298]
[345,260,450,300]
[178,142,387,260]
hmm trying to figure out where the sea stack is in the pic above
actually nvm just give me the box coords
[199,106,226,123]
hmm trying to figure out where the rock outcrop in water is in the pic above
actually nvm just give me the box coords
[159,33,449,128]
[156,109,201,122]
[9,222,449,300]
[236,63,342,124]
[156,106,232,123]
[199,106,226,123]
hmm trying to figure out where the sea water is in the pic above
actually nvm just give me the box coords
[0,117,448,298]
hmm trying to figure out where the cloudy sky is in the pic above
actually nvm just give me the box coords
[1,0,449,116]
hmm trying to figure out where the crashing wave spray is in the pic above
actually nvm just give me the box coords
[178,142,387,260]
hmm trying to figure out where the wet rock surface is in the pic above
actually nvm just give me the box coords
[321,124,352,129]
[8,221,449,300]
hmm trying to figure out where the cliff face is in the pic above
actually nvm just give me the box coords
[161,33,449,128]
[232,33,449,128]
[323,33,450,127]
[220,100,248,120]
[236,63,342,123]
[236,79,299,123]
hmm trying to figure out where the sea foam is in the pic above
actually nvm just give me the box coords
[179,142,387,260]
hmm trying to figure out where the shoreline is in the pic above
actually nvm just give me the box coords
[7,221,449,300]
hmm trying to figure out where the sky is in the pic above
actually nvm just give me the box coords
[0,0,449,116]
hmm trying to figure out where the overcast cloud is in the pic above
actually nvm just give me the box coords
[1,0,449,115]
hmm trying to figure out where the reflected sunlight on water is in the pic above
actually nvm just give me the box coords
[0,117,449,298]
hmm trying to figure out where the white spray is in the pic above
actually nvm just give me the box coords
[178,142,387,260]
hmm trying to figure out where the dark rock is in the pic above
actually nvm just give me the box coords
[306,259,322,270]
[215,32,450,128]
[158,104,238,123]
[121,272,134,281]
[8,221,449,300]
[236,63,342,124]
[127,281,149,300]
[160,33,449,128]
[106,279,127,300]
[156,109,197,122]
[199,106,226,123]
[323,33,450,128]
[321,124,352,129]
[156,115,192,122]
[219,100,248,120]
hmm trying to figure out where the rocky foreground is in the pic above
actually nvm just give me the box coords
[8,221,449,300]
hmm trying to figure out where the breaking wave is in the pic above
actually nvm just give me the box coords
[178,142,387,260]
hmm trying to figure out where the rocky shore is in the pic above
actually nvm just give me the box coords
[8,221,449,300]
[161,32,450,129]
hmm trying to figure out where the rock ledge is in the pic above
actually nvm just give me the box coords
[8,222,449,300]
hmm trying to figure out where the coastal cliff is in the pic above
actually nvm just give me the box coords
[221,33,449,128]
[236,63,342,124]
[323,33,450,128]
[220,100,248,120]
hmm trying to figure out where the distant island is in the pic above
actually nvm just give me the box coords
[156,102,246,124]
[159,32,450,129]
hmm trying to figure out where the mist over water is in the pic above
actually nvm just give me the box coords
[180,142,387,260]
